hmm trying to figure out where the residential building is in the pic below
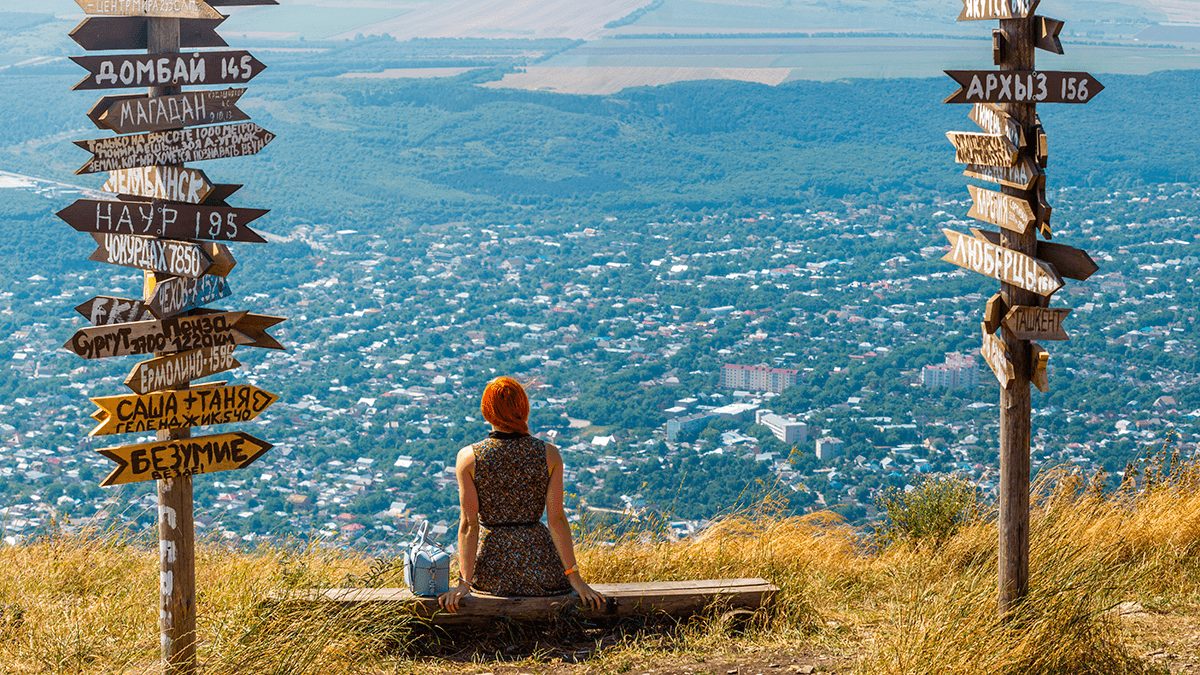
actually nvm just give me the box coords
[921,352,979,389]
[755,409,808,444]
[816,437,845,461]
[720,363,799,394]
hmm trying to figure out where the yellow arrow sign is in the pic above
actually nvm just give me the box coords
[90,384,278,436]
[97,431,272,487]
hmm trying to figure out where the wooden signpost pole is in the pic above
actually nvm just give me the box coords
[147,17,196,675]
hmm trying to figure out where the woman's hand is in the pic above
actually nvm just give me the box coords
[570,576,608,612]
[437,581,471,613]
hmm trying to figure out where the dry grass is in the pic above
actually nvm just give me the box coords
[8,461,1200,673]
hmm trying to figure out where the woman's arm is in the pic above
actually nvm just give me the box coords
[545,443,606,610]
[438,445,478,612]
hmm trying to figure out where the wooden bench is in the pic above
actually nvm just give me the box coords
[273,578,778,627]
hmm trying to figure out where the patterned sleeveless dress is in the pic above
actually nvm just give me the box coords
[470,433,572,597]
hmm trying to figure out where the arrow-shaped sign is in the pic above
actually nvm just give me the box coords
[972,229,1098,281]
[964,156,1040,190]
[967,184,1036,235]
[71,52,264,91]
[87,89,249,134]
[97,431,272,486]
[1031,342,1050,392]
[941,228,1064,297]
[75,296,154,326]
[1002,306,1072,341]
[1036,16,1064,54]
[947,131,1018,167]
[980,322,1015,388]
[58,199,268,244]
[90,384,278,436]
[74,122,275,175]
[103,166,214,205]
[69,17,226,51]
[192,309,286,350]
[73,0,222,20]
[958,0,1038,21]
[146,273,233,319]
[969,103,1024,148]
[125,345,241,395]
[944,71,1104,104]
[64,310,250,360]
[89,233,214,278]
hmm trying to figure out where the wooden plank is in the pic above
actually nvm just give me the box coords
[125,345,241,395]
[967,184,1035,234]
[1002,306,1071,341]
[969,102,1024,148]
[57,198,268,243]
[971,229,1098,281]
[941,228,1063,296]
[90,384,278,436]
[944,70,1104,104]
[957,0,1037,21]
[73,0,222,20]
[89,89,248,134]
[97,431,272,486]
[202,242,236,277]
[146,273,232,318]
[1036,16,1064,54]
[946,131,1018,166]
[72,52,264,91]
[74,122,275,175]
[203,184,242,206]
[1031,343,1049,392]
[963,156,1040,190]
[275,578,778,626]
[191,309,285,350]
[983,292,1007,334]
[63,310,250,360]
[103,166,213,204]
[980,322,1014,388]
[89,233,213,278]
[76,295,154,325]
[207,0,276,4]
[69,17,226,51]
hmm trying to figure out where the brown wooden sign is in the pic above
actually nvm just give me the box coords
[147,274,233,318]
[969,103,1024,148]
[58,199,268,243]
[980,322,1014,388]
[90,384,278,436]
[1031,343,1050,392]
[76,296,154,326]
[125,345,240,395]
[64,310,250,360]
[97,431,272,486]
[944,71,1105,104]
[69,17,226,51]
[947,131,1018,167]
[88,89,248,134]
[89,233,214,278]
[1036,16,1064,54]
[958,0,1037,21]
[72,52,264,91]
[967,184,1035,234]
[963,156,1039,190]
[972,229,1098,281]
[103,166,213,205]
[192,309,286,350]
[941,228,1064,296]
[984,292,1007,334]
[73,0,222,20]
[74,122,275,175]
[1002,306,1071,341]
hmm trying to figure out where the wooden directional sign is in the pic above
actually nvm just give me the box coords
[76,296,153,326]
[64,310,250,360]
[969,103,1024,148]
[97,431,272,486]
[75,122,275,175]
[980,322,1015,388]
[193,309,286,350]
[204,184,242,206]
[74,0,222,20]
[147,274,233,319]
[1031,343,1050,392]
[69,17,226,51]
[104,166,213,205]
[89,233,214,278]
[58,199,268,244]
[207,0,277,4]
[947,131,1018,167]
[967,184,1035,234]
[958,0,1037,21]
[90,384,278,436]
[944,71,1105,104]
[88,89,249,134]
[941,228,1064,296]
[972,229,1098,281]
[984,292,1007,334]
[72,52,264,91]
[1036,16,1064,54]
[964,156,1039,190]
[1002,306,1072,341]
[125,345,240,395]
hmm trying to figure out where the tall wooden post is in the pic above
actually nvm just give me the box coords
[147,17,197,675]
[996,14,1036,617]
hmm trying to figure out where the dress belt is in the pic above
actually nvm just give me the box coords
[484,521,539,528]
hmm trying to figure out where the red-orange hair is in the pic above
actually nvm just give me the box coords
[480,377,530,435]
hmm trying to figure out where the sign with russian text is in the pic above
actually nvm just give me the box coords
[72,52,264,91]
[58,198,268,243]
[73,0,222,21]
[980,322,1015,388]
[967,184,1036,234]
[97,432,272,486]
[90,384,278,436]
[944,71,1105,104]
[957,0,1037,21]
[74,122,275,175]
[64,311,251,360]
[940,228,1063,296]
[90,89,249,134]
[125,345,241,395]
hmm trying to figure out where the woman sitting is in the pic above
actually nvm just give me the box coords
[438,377,607,612]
